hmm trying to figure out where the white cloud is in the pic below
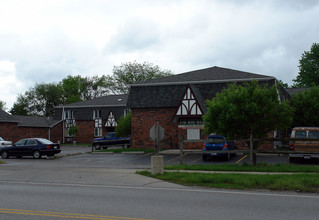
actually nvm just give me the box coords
[0,61,24,109]
[0,0,319,111]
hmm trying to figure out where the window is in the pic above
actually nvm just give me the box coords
[93,110,101,119]
[94,118,102,137]
[309,131,319,138]
[295,131,306,138]
[187,129,200,140]
[64,110,73,119]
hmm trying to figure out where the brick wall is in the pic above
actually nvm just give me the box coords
[131,107,180,149]
[0,122,51,143]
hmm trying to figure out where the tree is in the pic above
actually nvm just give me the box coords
[109,61,173,94]
[10,83,63,116]
[115,112,131,137]
[293,43,319,87]
[289,86,319,127]
[60,75,112,104]
[203,80,293,165]
[0,100,6,111]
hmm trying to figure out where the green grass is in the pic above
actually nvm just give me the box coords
[138,171,319,193]
[165,163,319,173]
[0,161,5,164]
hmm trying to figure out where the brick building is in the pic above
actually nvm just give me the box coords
[0,109,62,143]
[127,66,290,150]
[53,94,129,143]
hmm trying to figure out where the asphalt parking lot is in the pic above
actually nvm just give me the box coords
[2,145,318,168]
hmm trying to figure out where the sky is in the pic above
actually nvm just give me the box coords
[0,0,319,110]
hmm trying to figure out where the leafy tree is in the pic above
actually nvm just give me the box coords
[278,80,289,88]
[68,124,79,137]
[289,86,319,127]
[293,43,319,87]
[203,80,293,165]
[109,61,173,94]
[60,75,112,104]
[9,95,29,115]
[0,100,6,111]
[115,112,131,137]
[10,83,63,116]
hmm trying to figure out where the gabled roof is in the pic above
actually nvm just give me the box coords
[285,88,310,96]
[0,109,19,122]
[0,109,60,128]
[56,94,128,108]
[127,66,276,111]
[12,115,61,128]
[134,66,274,86]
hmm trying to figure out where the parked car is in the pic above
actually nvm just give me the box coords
[0,138,61,159]
[92,132,131,150]
[202,134,237,161]
[289,127,319,162]
[0,137,12,147]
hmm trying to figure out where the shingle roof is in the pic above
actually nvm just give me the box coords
[0,110,18,122]
[56,94,128,108]
[135,66,273,86]
[12,115,61,128]
[127,66,276,110]
[0,110,60,127]
[285,88,310,95]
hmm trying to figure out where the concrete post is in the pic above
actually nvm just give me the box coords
[151,155,164,175]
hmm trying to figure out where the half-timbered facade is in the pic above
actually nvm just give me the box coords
[53,94,129,143]
[127,66,290,149]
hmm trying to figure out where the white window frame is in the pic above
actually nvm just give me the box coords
[94,118,102,137]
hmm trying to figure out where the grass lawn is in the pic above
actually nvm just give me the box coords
[138,171,319,193]
[165,163,319,173]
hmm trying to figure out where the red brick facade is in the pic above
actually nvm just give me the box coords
[131,107,205,150]
[0,122,63,144]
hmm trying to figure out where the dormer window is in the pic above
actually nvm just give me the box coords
[64,110,73,119]
[93,110,101,119]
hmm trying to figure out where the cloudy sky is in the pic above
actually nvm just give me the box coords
[0,0,319,110]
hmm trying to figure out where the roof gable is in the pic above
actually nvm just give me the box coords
[176,86,203,116]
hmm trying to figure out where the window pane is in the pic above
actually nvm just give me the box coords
[309,131,319,138]
[295,131,306,138]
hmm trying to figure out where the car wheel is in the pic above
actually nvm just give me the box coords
[94,145,101,150]
[33,150,41,159]
[202,154,208,161]
[1,150,9,159]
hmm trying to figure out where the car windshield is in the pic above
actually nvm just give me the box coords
[207,137,225,144]
[37,138,54,144]
[0,137,4,141]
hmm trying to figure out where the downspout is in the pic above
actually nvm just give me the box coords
[62,107,65,144]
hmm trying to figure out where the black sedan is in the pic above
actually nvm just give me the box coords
[0,138,61,159]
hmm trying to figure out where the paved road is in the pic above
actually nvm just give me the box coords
[0,146,318,219]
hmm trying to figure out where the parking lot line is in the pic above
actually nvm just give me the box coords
[165,153,188,163]
[236,154,248,164]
